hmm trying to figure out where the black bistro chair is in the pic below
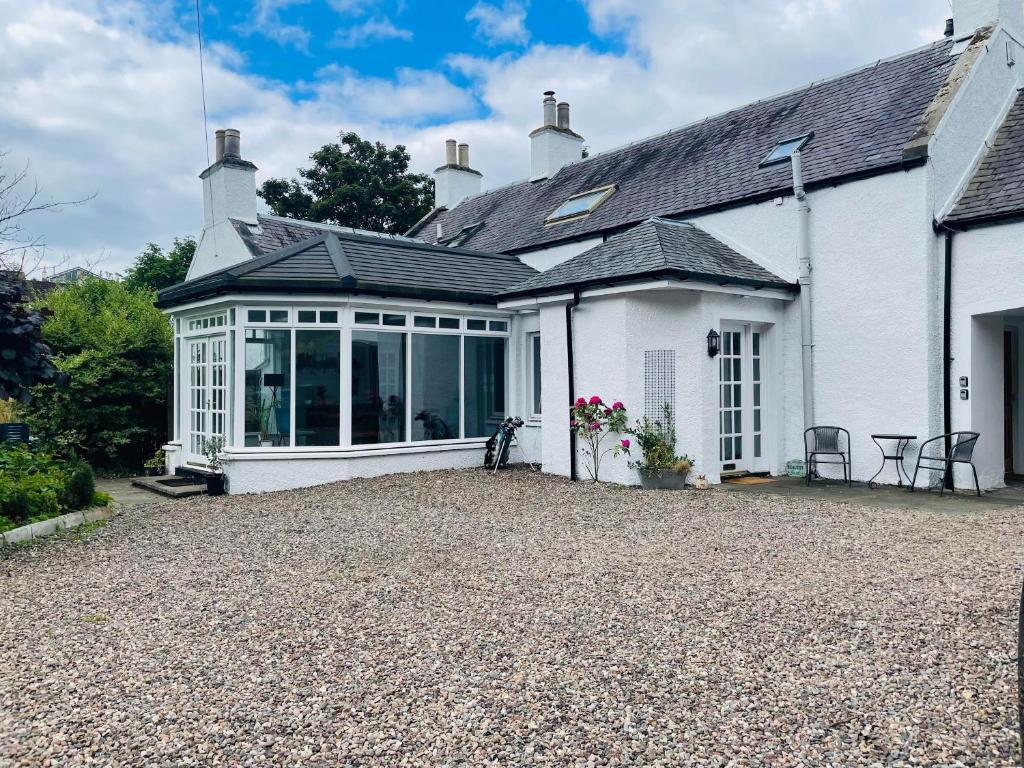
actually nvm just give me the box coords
[909,431,981,497]
[804,426,852,486]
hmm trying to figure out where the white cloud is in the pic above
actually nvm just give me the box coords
[0,0,952,272]
[466,0,530,46]
[330,17,413,48]
[243,0,312,51]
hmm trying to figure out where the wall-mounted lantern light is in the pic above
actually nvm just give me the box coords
[707,328,720,358]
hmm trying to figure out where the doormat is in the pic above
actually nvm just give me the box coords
[724,476,776,485]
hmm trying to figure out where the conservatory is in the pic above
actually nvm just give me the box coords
[156,230,540,493]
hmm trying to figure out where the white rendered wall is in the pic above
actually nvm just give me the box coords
[530,128,584,181]
[187,164,260,280]
[950,220,1024,488]
[434,167,482,210]
[221,444,486,494]
[517,237,603,273]
[953,0,1024,36]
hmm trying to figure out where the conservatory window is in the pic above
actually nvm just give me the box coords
[244,329,291,447]
[351,331,407,445]
[295,330,341,446]
[465,337,506,438]
[411,334,460,440]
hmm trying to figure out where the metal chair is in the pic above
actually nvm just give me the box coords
[909,431,981,497]
[804,426,852,486]
[0,422,29,445]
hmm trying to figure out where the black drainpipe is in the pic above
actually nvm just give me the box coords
[566,288,581,481]
[943,226,954,490]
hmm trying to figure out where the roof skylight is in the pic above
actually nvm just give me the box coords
[545,184,616,224]
[759,133,814,167]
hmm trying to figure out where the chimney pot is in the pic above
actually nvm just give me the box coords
[223,128,241,159]
[543,91,557,127]
[944,17,955,36]
[215,129,226,162]
[457,143,469,167]
[556,102,570,130]
[445,139,458,165]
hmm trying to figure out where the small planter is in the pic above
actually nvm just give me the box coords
[639,470,689,490]
[206,474,226,496]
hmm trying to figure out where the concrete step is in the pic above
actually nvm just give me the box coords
[131,475,207,498]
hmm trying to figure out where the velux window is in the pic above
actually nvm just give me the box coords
[759,133,813,167]
[545,184,616,224]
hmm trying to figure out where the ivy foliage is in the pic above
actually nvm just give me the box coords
[24,278,172,471]
[0,278,61,403]
[259,131,434,234]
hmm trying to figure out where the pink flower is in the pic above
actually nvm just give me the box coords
[612,401,624,410]
[603,409,612,417]
[620,439,630,449]
[575,397,587,407]
[589,422,601,431]
[589,395,602,405]
[569,419,577,428]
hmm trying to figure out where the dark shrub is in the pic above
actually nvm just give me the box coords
[66,463,96,511]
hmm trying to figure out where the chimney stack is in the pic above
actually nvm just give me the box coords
[530,90,585,181]
[433,138,482,210]
[951,0,1023,37]
[556,102,570,130]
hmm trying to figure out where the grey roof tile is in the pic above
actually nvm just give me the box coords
[499,218,794,298]
[157,231,537,308]
[947,92,1024,224]
[412,40,957,254]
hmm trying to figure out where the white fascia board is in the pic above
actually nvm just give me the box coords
[166,292,513,317]
[497,279,795,308]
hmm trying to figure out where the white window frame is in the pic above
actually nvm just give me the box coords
[528,332,542,420]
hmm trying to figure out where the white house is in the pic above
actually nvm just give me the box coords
[158,0,1024,494]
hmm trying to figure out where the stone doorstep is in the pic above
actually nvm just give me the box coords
[1,507,114,547]
[130,475,207,499]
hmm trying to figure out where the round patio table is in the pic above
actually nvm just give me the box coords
[868,433,917,489]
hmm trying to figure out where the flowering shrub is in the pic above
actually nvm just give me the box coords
[569,395,629,481]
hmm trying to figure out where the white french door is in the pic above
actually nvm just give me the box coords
[718,323,768,475]
[185,335,228,464]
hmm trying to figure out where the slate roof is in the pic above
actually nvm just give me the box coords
[156,231,537,309]
[410,39,959,254]
[499,218,795,299]
[946,91,1024,226]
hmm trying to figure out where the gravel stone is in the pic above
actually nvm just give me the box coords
[0,469,1020,766]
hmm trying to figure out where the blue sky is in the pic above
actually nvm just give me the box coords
[0,0,949,272]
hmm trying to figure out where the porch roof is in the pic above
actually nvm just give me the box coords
[155,231,537,309]
[497,218,796,299]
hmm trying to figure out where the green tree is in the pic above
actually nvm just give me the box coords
[122,237,194,292]
[24,278,172,471]
[259,131,434,234]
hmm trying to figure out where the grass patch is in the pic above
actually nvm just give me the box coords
[81,614,107,624]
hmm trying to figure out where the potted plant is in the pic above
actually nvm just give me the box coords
[628,405,694,490]
[143,449,165,476]
[201,437,226,496]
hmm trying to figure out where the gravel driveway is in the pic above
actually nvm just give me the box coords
[1,469,1021,766]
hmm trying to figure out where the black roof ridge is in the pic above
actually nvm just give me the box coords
[328,227,528,263]
[257,213,423,243]
[324,233,354,279]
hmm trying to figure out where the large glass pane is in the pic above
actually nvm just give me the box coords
[531,335,542,415]
[465,337,506,438]
[295,330,340,446]
[351,331,406,444]
[411,334,460,440]
[244,329,291,447]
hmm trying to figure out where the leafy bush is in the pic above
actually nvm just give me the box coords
[628,405,695,481]
[23,277,172,472]
[65,462,96,511]
[0,278,63,403]
[0,444,95,526]
[569,395,630,481]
